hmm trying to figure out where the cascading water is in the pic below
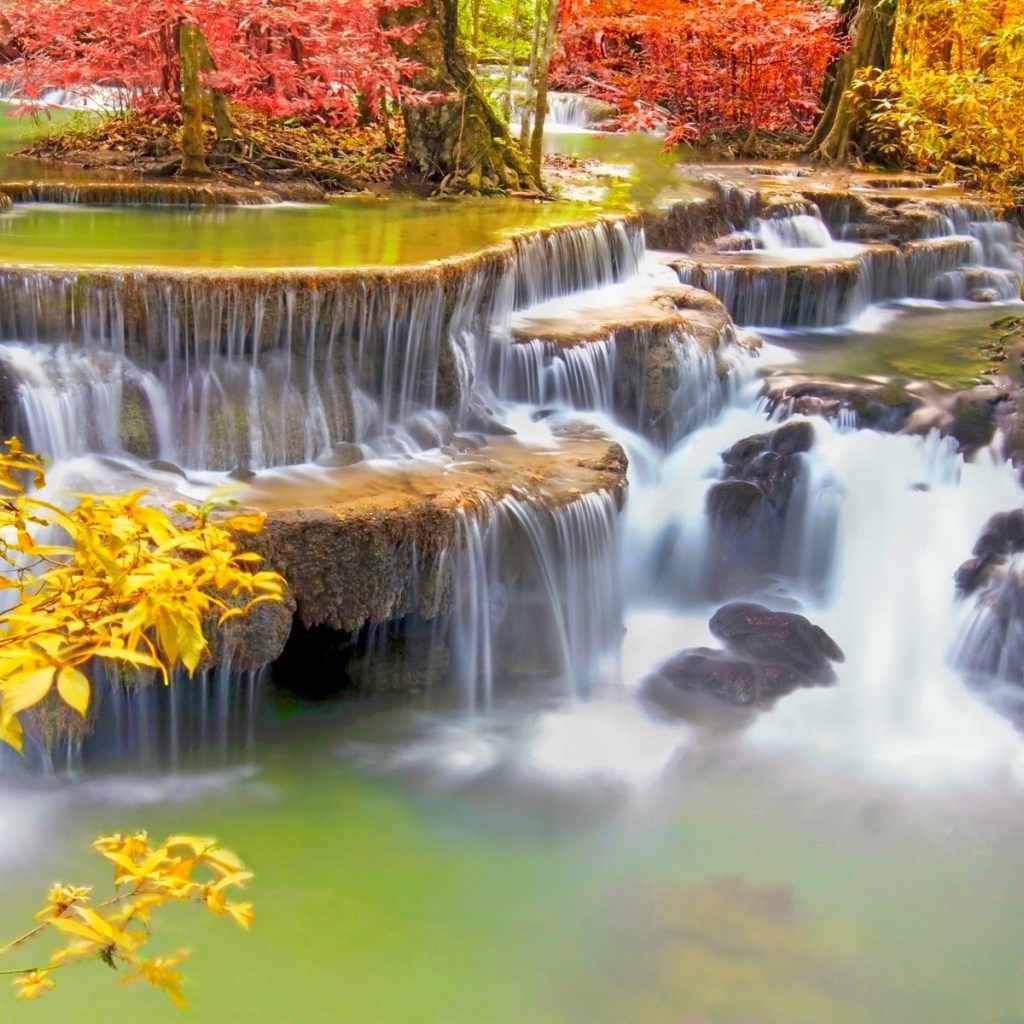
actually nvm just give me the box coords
[2,173,1023,776]
[0,218,644,469]
[670,180,1023,328]
[619,402,1024,775]
[444,490,623,711]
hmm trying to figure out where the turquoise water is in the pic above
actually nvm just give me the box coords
[1,694,1023,1024]
[0,197,611,268]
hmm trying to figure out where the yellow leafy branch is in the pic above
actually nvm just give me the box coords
[0,437,286,753]
[1,832,253,1007]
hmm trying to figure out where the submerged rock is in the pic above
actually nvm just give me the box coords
[761,374,918,432]
[641,603,840,716]
[643,646,809,706]
[709,602,844,682]
[315,442,364,468]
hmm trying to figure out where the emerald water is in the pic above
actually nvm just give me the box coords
[764,303,1022,388]
[0,198,612,268]
[3,693,1024,1024]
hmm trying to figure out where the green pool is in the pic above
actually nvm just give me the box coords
[1,693,1022,1024]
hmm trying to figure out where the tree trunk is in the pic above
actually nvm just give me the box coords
[519,0,544,151]
[390,0,537,193]
[806,0,896,163]
[502,0,523,123]
[196,30,236,143]
[178,23,212,177]
[471,0,482,69]
[528,0,558,186]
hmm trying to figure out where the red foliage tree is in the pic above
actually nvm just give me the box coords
[0,0,425,126]
[552,0,840,146]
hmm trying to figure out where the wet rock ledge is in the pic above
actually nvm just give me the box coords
[202,434,629,670]
[0,180,325,206]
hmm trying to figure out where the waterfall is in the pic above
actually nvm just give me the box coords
[545,93,596,129]
[445,491,623,709]
[492,335,617,410]
[622,405,1024,775]
[666,185,1021,328]
[0,216,645,469]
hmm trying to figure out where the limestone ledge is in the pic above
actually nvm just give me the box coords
[0,179,324,206]
[507,281,760,442]
[0,212,643,356]
[510,281,734,349]
[200,435,628,668]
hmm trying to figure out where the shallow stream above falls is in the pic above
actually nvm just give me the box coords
[2,153,1024,1024]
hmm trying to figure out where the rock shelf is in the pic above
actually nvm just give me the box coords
[187,434,628,668]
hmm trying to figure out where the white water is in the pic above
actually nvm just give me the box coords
[2,184,1024,792]
[673,186,1024,328]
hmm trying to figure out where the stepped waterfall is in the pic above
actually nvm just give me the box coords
[3,162,1024,1024]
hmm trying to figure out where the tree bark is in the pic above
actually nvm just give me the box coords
[178,23,212,177]
[519,0,544,151]
[502,0,523,123]
[528,0,558,186]
[390,0,537,193]
[806,0,896,163]
[196,30,236,143]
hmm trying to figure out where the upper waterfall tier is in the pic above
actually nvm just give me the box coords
[655,168,1023,328]
[0,215,646,468]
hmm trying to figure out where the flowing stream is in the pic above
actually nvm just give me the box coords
[1,145,1024,1023]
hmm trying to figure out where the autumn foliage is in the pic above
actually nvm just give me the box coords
[0,438,284,754]
[552,0,840,146]
[2,832,253,1006]
[0,0,425,125]
[855,0,1024,206]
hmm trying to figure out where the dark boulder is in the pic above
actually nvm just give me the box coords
[640,603,842,718]
[719,420,813,508]
[948,386,1008,450]
[955,508,1024,597]
[643,646,810,706]
[703,420,834,600]
[972,509,1024,559]
[709,601,844,682]
[706,480,765,532]
[954,554,1002,595]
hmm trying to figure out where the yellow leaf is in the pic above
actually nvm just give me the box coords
[0,709,23,753]
[1,667,56,717]
[56,666,91,718]
[12,970,55,1000]
[224,901,255,929]
[121,953,190,1008]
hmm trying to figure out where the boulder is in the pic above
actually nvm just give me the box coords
[705,480,765,533]
[640,603,841,717]
[715,420,813,511]
[971,509,1024,559]
[315,441,364,468]
[643,646,809,706]
[954,509,1024,596]
[949,385,1008,449]
[709,602,844,682]
[703,420,834,599]
[954,554,1001,595]
[906,384,1010,455]
[760,374,918,432]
